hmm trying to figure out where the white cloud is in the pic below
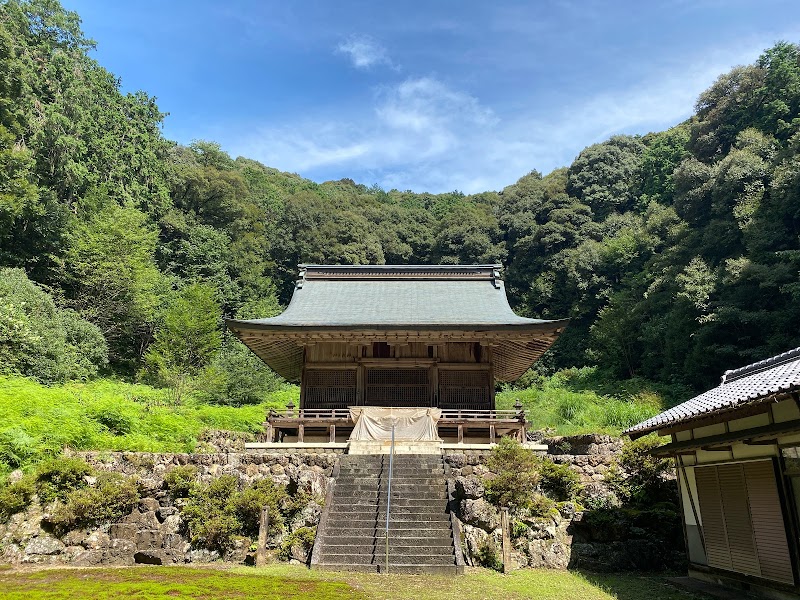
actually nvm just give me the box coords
[337,35,393,69]
[230,38,789,194]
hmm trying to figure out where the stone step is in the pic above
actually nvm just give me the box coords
[377,564,462,575]
[322,544,453,557]
[374,512,450,522]
[336,483,445,492]
[318,553,456,567]
[334,491,448,499]
[340,469,445,477]
[324,525,451,536]
[320,536,453,547]
[326,516,451,527]
[330,504,446,515]
[327,497,445,507]
[317,553,375,565]
[313,563,379,573]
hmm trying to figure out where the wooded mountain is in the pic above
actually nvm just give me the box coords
[2,0,799,394]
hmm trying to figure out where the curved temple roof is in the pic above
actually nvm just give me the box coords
[625,346,800,438]
[226,264,567,382]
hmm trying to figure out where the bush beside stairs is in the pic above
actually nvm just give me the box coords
[311,453,464,574]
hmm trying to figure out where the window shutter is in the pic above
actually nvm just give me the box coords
[744,461,795,584]
[716,464,760,576]
[695,466,733,571]
[365,368,430,407]
[695,460,795,585]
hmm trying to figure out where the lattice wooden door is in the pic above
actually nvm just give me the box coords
[364,367,431,407]
[303,368,357,409]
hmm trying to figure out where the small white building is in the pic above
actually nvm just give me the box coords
[627,348,800,599]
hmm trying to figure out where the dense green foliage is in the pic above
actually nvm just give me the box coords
[180,473,311,554]
[483,438,583,513]
[2,0,800,418]
[496,367,670,435]
[0,374,298,476]
[605,436,676,506]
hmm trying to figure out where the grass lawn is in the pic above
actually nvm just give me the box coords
[0,564,708,600]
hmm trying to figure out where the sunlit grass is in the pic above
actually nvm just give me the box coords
[0,565,706,600]
[496,367,668,436]
[0,375,298,477]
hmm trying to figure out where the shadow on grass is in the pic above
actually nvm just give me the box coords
[574,571,704,600]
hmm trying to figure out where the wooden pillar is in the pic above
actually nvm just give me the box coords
[256,506,269,566]
[458,424,464,444]
[501,508,511,573]
[266,424,274,443]
[329,424,336,443]
[490,424,496,444]
[298,424,304,443]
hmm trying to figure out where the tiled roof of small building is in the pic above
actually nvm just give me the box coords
[625,347,800,436]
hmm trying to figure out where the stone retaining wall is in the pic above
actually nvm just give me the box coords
[445,434,683,572]
[1,432,681,572]
[0,448,339,567]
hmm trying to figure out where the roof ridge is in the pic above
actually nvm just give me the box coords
[299,264,503,282]
[722,346,800,384]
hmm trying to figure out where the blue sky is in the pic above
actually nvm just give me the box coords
[64,0,800,193]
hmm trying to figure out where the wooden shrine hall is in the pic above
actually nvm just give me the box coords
[226,264,567,449]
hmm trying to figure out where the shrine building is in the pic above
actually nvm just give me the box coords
[226,264,567,450]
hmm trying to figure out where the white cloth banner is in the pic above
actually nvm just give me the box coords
[348,407,442,441]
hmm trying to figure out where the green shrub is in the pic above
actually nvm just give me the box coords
[484,437,539,510]
[476,539,503,571]
[89,404,134,435]
[233,478,286,538]
[510,519,528,539]
[528,493,557,518]
[605,435,675,506]
[278,526,316,561]
[50,472,140,534]
[0,427,37,469]
[538,458,583,501]
[0,477,34,522]
[163,465,199,499]
[35,457,94,503]
[182,475,240,553]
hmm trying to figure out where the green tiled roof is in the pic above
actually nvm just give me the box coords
[229,279,558,330]
[226,265,567,382]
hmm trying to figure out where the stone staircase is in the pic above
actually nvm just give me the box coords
[311,453,463,574]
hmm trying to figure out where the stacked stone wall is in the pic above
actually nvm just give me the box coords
[1,432,681,571]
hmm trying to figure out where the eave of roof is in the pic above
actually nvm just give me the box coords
[624,347,800,438]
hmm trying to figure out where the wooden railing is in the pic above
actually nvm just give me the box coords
[268,408,352,420]
[263,404,527,444]
[439,409,524,421]
[267,407,525,422]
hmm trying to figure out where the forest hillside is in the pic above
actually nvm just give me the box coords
[2,0,800,472]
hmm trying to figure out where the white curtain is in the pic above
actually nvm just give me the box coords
[348,407,442,441]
